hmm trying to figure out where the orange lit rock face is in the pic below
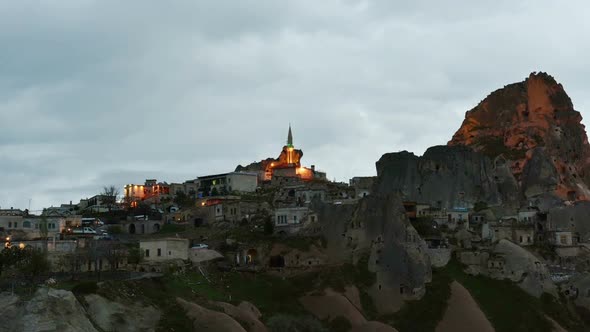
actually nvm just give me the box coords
[449,72,590,201]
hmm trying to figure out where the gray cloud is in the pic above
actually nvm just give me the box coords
[1,0,590,210]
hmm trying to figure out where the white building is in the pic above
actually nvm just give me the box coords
[447,208,469,230]
[274,207,317,234]
[197,172,258,195]
[550,231,574,247]
[518,206,539,223]
[0,216,65,239]
[140,238,189,262]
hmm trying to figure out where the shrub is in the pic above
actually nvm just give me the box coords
[264,218,274,235]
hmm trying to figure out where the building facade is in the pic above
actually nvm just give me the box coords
[140,238,189,262]
[197,172,258,196]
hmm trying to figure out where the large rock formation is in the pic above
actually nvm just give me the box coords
[449,72,590,201]
[374,146,519,209]
[299,288,399,332]
[84,294,161,332]
[0,288,98,332]
[315,193,432,314]
[177,298,247,332]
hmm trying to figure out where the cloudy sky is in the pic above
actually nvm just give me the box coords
[1,1,590,211]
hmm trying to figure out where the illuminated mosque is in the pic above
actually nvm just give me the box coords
[236,125,327,183]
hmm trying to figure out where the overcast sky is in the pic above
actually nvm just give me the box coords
[1,1,590,211]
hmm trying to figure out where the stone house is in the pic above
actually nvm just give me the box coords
[547,202,590,244]
[274,206,317,234]
[0,216,66,240]
[194,197,270,226]
[197,172,258,196]
[487,221,535,246]
[548,231,575,246]
[349,176,375,198]
[518,205,540,223]
[140,238,189,262]
[448,207,469,230]
[513,227,535,246]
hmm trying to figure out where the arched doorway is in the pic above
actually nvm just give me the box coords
[194,218,203,227]
[129,224,136,234]
[269,255,285,268]
[246,249,258,264]
[153,223,161,232]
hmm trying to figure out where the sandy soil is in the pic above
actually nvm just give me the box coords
[436,281,495,332]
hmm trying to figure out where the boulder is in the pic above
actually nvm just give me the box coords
[84,294,161,332]
[0,288,99,332]
[177,298,247,332]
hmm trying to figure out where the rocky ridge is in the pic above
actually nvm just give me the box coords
[449,72,590,201]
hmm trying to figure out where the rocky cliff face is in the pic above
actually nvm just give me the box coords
[315,193,432,314]
[374,146,519,209]
[449,72,590,201]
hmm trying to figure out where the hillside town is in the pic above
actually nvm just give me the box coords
[3,74,590,331]
[3,125,590,324]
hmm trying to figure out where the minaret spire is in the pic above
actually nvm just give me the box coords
[287,124,293,147]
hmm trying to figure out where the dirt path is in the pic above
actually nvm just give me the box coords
[436,281,495,332]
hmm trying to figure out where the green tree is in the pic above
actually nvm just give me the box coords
[127,247,142,265]
[173,191,194,208]
[474,201,488,212]
[0,246,50,280]
[264,217,274,235]
[18,247,50,278]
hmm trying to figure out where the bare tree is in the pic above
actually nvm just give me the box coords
[101,185,120,211]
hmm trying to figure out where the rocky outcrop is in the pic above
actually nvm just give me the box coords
[299,288,399,332]
[0,288,98,332]
[374,146,519,209]
[493,240,557,297]
[84,294,161,332]
[460,240,556,297]
[177,298,247,332]
[316,193,432,314]
[449,72,590,201]
[211,301,267,332]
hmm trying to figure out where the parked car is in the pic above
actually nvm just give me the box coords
[191,243,209,250]
[71,227,97,235]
